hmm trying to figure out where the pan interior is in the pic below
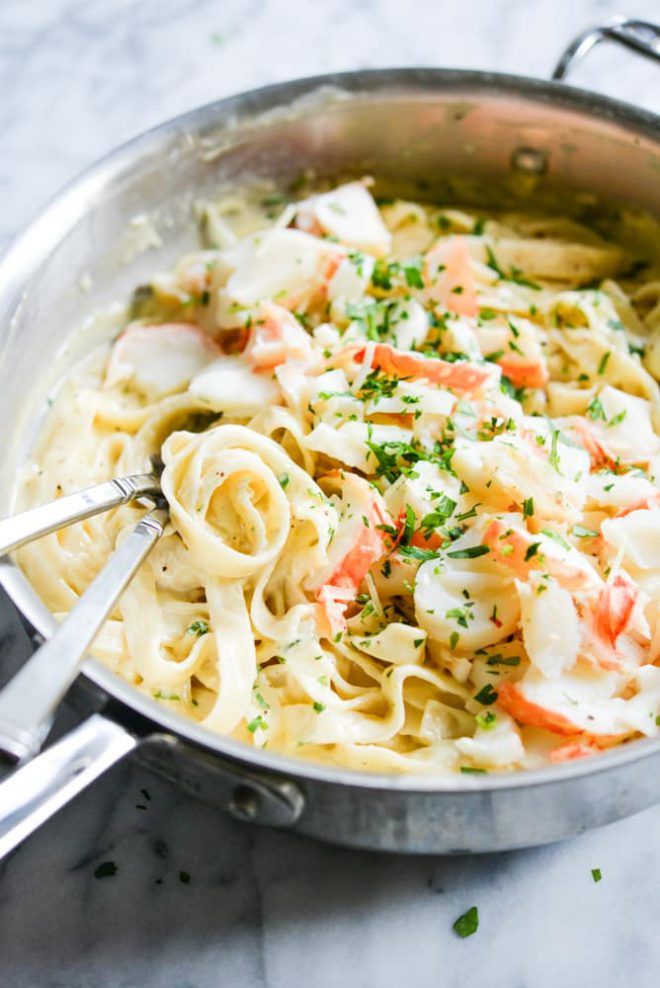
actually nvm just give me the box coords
[0,70,658,790]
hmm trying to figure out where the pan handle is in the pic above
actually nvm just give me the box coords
[0,713,136,861]
[0,706,306,860]
[553,17,660,80]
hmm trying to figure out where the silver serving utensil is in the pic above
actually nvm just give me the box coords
[0,465,168,763]
[0,457,163,558]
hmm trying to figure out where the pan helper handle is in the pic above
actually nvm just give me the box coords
[553,17,660,80]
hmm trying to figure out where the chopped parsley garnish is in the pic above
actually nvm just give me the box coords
[403,257,424,288]
[541,527,571,551]
[485,245,540,289]
[522,497,534,519]
[187,620,210,637]
[366,435,456,483]
[572,524,599,538]
[591,868,602,883]
[586,396,607,421]
[475,710,497,730]
[371,256,424,291]
[455,505,478,522]
[313,701,326,713]
[420,496,457,531]
[549,428,562,473]
[347,250,366,276]
[446,607,471,629]
[403,503,416,544]
[500,375,527,402]
[399,544,439,561]
[474,684,498,705]
[446,545,490,559]
[279,473,290,489]
[524,541,541,561]
[358,368,402,401]
[597,351,611,375]
[486,654,520,666]
[247,715,267,733]
[261,192,287,208]
[453,906,479,938]
[607,410,627,428]
[346,299,394,341]
[371,258,396,289]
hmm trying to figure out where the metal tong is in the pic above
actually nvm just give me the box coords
[0,468,167,763]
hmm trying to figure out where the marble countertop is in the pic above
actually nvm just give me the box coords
[0,1,659,985]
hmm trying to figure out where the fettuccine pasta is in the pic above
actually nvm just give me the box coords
[16,179,660,775]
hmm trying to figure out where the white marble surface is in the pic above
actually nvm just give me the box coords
[0,1,659,985]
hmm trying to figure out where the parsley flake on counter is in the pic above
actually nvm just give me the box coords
[453,906,479,938]
[94,861,118,879]
[591,868,602,883]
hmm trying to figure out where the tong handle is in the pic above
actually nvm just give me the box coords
[0,473,160,557]
[0,714,137,861]
[0,505,168,762]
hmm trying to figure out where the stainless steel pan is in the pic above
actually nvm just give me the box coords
[0,19,659,856]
